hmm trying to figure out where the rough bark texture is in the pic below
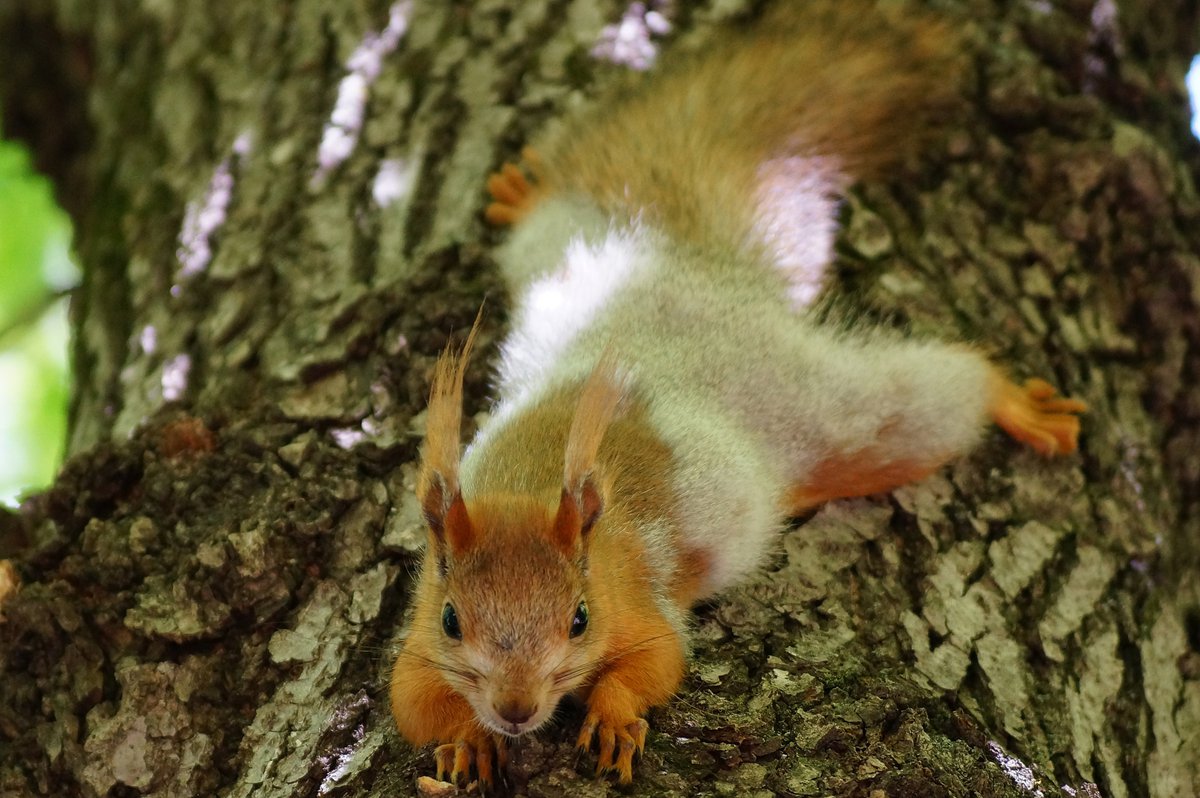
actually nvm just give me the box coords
[1,1,1199,797]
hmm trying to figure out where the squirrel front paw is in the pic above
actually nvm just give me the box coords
[484,147,543,226]
[433,729,509,791]
[576,710,649,785]
[990,375,1088,456]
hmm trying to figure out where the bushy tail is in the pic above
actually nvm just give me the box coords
[538,0,964,250]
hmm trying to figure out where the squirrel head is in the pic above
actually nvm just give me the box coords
[417,487,605,737]
[413,329,622,736]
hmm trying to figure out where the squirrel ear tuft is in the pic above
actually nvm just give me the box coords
[417,311,482,564]
[553,351,624,557]
[563,351,624,484]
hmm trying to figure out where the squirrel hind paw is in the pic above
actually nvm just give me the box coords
[576,714,649,785]
[484,150,544,227]
[991,377,1088,456]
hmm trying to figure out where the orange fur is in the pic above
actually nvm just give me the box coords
[442,494,475,556]
[574,503,687,784]
[390,640,478,746]
[390,540,511,787]
[670,546,716,606]
[552,352,626,553]
[417,312,482,555]
[418,320,478,497]
[564,350,625,492]
[785,454,941,515]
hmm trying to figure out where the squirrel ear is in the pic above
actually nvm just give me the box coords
[553,351,623,558]
[420,477,476,567]
[552,479,603,557]
[417,311,482,568]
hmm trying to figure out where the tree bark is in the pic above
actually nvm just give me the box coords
[2,1,1199,797]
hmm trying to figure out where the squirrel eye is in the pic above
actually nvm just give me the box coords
[570,601,589,638]
[442,603,462,640]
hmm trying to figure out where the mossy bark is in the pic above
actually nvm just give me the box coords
[1,1,1198,796]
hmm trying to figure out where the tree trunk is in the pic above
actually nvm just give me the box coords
[2,1,1198,796]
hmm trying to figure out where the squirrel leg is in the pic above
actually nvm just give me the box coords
[783,364,1086,514]
[575,620,685,784]
[390,646,507,789]
[785,451,943,515]
[484,147,545,226]
[988,371,1087,456]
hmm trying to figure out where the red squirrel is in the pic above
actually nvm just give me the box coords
[390,1,1087,788]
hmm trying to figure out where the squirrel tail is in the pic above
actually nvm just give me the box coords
[539,0,964,250]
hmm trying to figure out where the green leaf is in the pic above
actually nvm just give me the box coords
[0,139,73,326]
[0,135,77,504]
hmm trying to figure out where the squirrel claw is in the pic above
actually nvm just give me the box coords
[577,714,648,784]
[433,733,508,790]
[485,148,544,227]
[990,375,1087,456]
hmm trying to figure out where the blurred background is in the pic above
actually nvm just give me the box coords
[1192,55,1200,139]
[0,132,77,507]
[1,57,1199,507]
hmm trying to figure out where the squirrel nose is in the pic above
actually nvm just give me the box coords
[494,697,537,726]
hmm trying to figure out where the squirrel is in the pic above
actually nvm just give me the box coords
[390,0,1087,789]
